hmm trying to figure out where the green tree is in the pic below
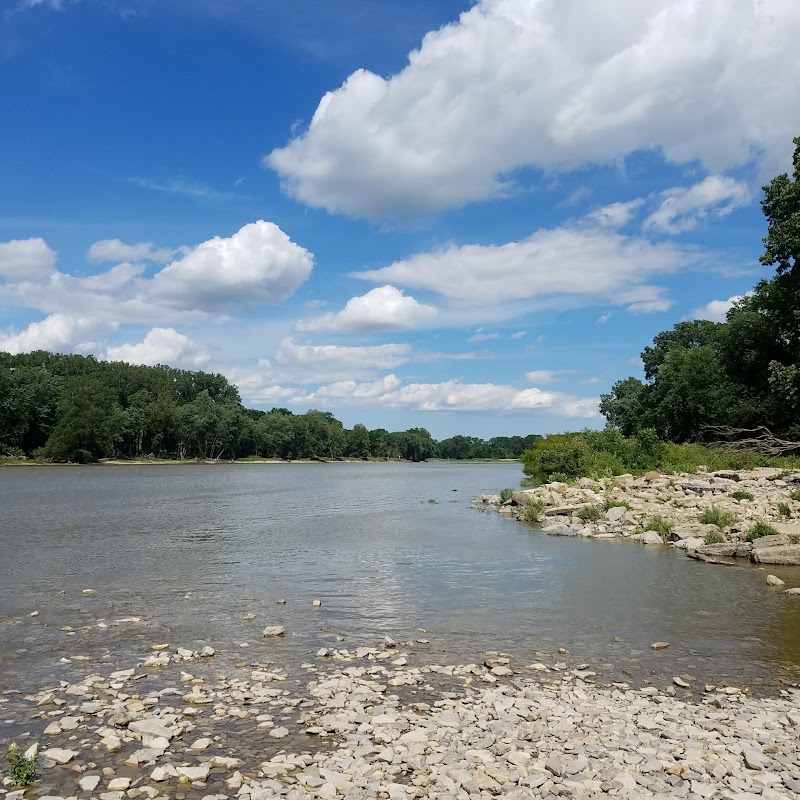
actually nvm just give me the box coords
[760,135,800,276]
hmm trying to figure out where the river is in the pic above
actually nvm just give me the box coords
[2,461,800,694]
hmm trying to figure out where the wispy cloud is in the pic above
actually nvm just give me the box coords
[129,176,237,201]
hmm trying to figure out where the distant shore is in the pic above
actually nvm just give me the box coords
[0,456,519,467]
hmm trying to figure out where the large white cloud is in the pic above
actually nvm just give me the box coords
[266,0,800,219]
[272,337,411,382]
[149,220,313,310]
[691,294,745,323]
[644,176,750,234]
[87,239,174,264]
[0,238,57,283]
[0,313,112,355]
[104,327,210,368]
[298,375,600,416]
[354,227,698,311]
[296,285,437,332]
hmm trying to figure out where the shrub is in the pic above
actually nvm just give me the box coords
[644,516,674,539]
[576,505,602,522]
[499,488,514,503]
[730,490,755,502]
[704,530,726,545]
[778,501,792,518]
[790,488,800,502]
[604,499,632,511]
[698,506,737,528]
[520,498,546,523]
[6,745,36,787]
[547,472,573,485]
[747,521,780,541]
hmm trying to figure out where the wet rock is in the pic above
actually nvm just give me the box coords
[262,626,286,637]
[43,747,78,764]
[767,574,786,586]
[79,775,101,792]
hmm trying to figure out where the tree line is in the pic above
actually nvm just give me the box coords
[0,351,541,463]
[600,135,800,445]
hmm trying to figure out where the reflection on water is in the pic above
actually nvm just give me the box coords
[1,462,800,691]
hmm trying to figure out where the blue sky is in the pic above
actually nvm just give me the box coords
[1,0,798,438]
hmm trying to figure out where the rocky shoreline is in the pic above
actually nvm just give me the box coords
[476,467,800,584]
[3,637,800,800]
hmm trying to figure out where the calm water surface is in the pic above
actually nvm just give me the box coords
[2,462,800,691]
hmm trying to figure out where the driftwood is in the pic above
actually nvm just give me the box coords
[702,425,800,456]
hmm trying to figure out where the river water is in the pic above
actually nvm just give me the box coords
[2,462,800,694]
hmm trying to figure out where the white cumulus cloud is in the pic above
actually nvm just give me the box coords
[0,313,112,355]
[266,0,800,219]
[354,227,696,312]
[0,238,57,283]
[296,285,437,332]
[644,176,751,234]
[149,220,313,310]
[87,239,174,264]
[691,294,744,323]
[104,327,209,368]
[589,199,645,228]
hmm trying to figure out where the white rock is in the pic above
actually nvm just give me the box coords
[767,574,786,586]
[177,765,210,782]
[79,775,101,792]
[269,726,289,738]
[190,737,213,750]
[262,626,286,637]
[43,747,78,764]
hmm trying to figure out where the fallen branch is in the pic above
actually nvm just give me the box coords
[701,425,800,456]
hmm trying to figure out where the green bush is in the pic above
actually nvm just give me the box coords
[698,506,737,528]
[643,516,674,539]
[520,498,546,523]
[6,745,36,787]
[547,472,573,484]
[576,505,602,522]
[729,490,755,501]
[778,501,792,518]
[747,521,780,541]
[790,488,800,502]
[604,499,632,511]
[704,530,726,545]
[499,488,514,503]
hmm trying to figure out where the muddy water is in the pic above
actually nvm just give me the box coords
[2,461,800,695]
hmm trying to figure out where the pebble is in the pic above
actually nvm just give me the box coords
[651,641,670,650]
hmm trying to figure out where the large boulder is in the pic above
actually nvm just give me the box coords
[632,531,664,545]
[752,545,800,565]
[697,542,752,559]
[751,529,800,551]
[510,491,537,506]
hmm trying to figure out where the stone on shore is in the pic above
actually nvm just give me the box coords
[42,748,78,764]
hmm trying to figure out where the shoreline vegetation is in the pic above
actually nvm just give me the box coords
[0,456,520,467]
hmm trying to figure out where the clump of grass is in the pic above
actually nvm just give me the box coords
[698,506,737,528]
[747,521,780,541]
[643,515,674,539]
[604,498,631,511]
[426,498,437,504]
[704,530,726,545]
[499,488,514,503]
[576,505,602,522]
[520,498,546,523]
[789,488,800,502]
[730,490,755,502]
[778,501,792,518]
[6,745,37,787]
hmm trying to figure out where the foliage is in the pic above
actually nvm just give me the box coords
[6,745,36,787]
[520,498,545,523]
[777,501,792,518]
[643,516,674,539]
[600,137,800,443]
[698,506,737,528]
[790,488,800,502]
[0,351,538,463]
[747,521,780,541]
[604,498,632,510]
[576,505,602,522]
[499,488,514,503]
[730,490,755,501]
[704,530,726,545]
